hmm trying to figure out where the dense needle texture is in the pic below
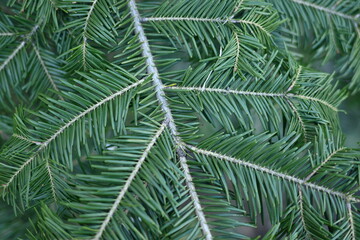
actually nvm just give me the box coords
[0,0,359,239]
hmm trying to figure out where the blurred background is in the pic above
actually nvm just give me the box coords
[340,93,360,148]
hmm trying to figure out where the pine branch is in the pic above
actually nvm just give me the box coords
[347,201,356,240]
[12,134,42,145]
[92,122,167,240]
[287,66,302,92]
[129,1,212,238]
[286,98,308,140]
[165,86,339,111]
[0,41,24,72]
[233,32,240,72]
[141,17,271,36]
[230,0,244,18]
[0,24,38,71]
[0,23,39,97]
[0,32,15,36]
[291,0,359,22]
[304,147,347,181]
[31,43,62,97]
[186,144,360,203]
[45,160,57,202]
[2,79,144,188]
[82,0,98,68]
[297,189,312,239]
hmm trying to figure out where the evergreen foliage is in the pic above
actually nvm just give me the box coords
[0,0,359,239]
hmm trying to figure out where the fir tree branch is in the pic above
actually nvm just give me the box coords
[129,1,212,238]
[285,98,308,140]
[12,134,42,145]
[45,159,57,202]
[32,43,63,99]
[82,38,87,69]
[289,94,337,111]
[83,0,98,34]
[82,0,98,68]
[233,33,240,72]
[92,122,167,240]
[230,0,244,19]
[298,188,312,239]
[165,86,339,111]
[0,24,38,72]
[347,201,356,240]
[141,17,271,36]
[287,66,302,92]
[0,32,15,36]
[304,147,347,181]
[291,0,359,22]
[0,41,26,72]
[2,80,144,188]
[186,144,360,203]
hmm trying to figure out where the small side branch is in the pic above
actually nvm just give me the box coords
[285,99,308,141]
[32,43,63,98]
[291,0,358,22]
[186,144,360,203]
[3,80,144,188]
[0,41,26,72]
[81,0,98,68]
[0,32,15,36]
[231,0,244,18]
[304,147,346,181]
[165,86,338,111]
[0,24,39,72]
[92,122,167,240]
[12,134,43,146]
[298,188,312,239]
[45,160,57,202]
[287,66,302,92]
[233,33,240,72]
[141,17,271,36]
[347,201,356,240]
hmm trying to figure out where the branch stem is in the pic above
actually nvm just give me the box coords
[129,1,212,239]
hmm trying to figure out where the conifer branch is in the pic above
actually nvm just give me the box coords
[231,0,244,18]
[297,188,312,239]
[304,147,347,181]
[291,0,358,22]
[233,33,240,72]
[287,66,302,92]
[1,1,358,237]
[289,94,337,111]
[0,32,15,36]
[347,201,356,240]
[32,43,63,98]
[82,37,87,69]
[82,0,98,68]
[129,1,212,238]
[2,80,144,188]
[285,98,308,140]
[165,86,338,111]
[0,24,39,72]
[84,0,98,34]
[186,144,360,203]
[12,134,43,145]
[45,160,57,202]
[92,122,167,240]
[141,17,271,36]
[0,41,26,72]
[41,80,143,147]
